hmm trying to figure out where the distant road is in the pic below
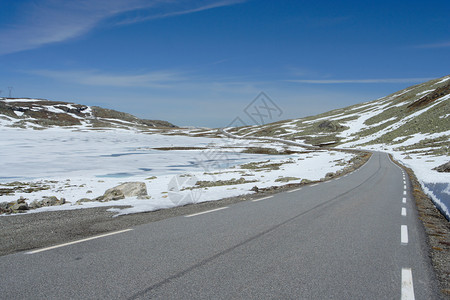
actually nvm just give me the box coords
[0,153,441,299]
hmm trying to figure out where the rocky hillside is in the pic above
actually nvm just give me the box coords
[228,75,450,156]
[0,98,177,130]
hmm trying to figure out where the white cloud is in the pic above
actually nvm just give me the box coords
[286,78,435,84]
[415,41,450,49]
[0,0,247,55]
[118,0,247,25]
[28,69,187,88]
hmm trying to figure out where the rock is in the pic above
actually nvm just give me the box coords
[300,179,312,184]
[317,120,344,131]
[325,172,334,179]
[17,196,27,203]
[75,198,93,205]
[41,196,65,206]
[404,155,412,159]
[104,182,148,199]
[0,202,10,213]
[29,200,42,209]
[433,161,450,173]
[42,196,58,206]
[98,189,125,201]
[10,201,29,212]
[251,186,259,193]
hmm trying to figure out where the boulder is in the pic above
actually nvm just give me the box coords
[251,186,259,193]
[97,182,148,202]
[433,161,450,173]
[10,198,29,212]
[75,198,94,205]
[0,201,10,213]
[325,172,335,179]
[28,196,66,208]
[317,120,344,131]
[29,200,42,209]
[42,196,59,206]
[99,189,125,201]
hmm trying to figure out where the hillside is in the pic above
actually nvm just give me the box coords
[228,75,449,154]
[0,98,177,130]
[226,75,450,219]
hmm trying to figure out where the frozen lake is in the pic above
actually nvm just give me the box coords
[0,127,280,182]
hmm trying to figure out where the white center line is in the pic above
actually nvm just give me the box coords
[402,207,407,216]
[252,196,273,202]
[287,188,302,193]
[185,206,228,217]
[401,225,409,244]
[403,191,407,195]
[184,206,228,218]
[404,185,407,189]
[403,197,407,203]
[26,229,133,254]
[401,268,415,300]
[403,181,406,185]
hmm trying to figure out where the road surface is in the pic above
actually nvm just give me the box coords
[0,152,441,299]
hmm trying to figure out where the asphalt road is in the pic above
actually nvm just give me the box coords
[0,152,441,299]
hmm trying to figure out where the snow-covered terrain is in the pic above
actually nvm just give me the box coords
[228,75,450,220]
[1,76,448,219]
[0,126,356,216]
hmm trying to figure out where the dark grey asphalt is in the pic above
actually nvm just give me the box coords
[0,152,441,299]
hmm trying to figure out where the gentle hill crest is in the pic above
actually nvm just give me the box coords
[0,98,177,130]
[228,75,450,156]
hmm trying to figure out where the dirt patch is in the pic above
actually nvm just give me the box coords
[187,177,258,189]
[241,147,300,155]
[153,147,207,151]
[407,81,450,111]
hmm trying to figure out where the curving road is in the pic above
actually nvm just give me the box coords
[0,152,441,299]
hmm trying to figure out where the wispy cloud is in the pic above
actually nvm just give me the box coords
[26,68,261,95]
[118,0,247,25]
[414,41,450,49]
[286,78,434,84]
[28,69,187,88]
[0,0,246,55]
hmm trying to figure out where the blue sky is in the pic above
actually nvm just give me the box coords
[0,0,449,127]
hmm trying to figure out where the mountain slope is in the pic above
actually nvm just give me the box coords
[226,75,450,220]
[229,75,449,156]
[0,98,177,130]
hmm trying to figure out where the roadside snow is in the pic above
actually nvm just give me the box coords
[0,127,357,216]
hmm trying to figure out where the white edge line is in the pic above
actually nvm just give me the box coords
[287,188,302,193]
[403,197,407,203]
[402,207,407,216]
[26,229,133,254]
[310,183,319,187]
[401,225,409,244]
[401,268,415,300]
[185,206,228,217]
[252,196,273,202]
